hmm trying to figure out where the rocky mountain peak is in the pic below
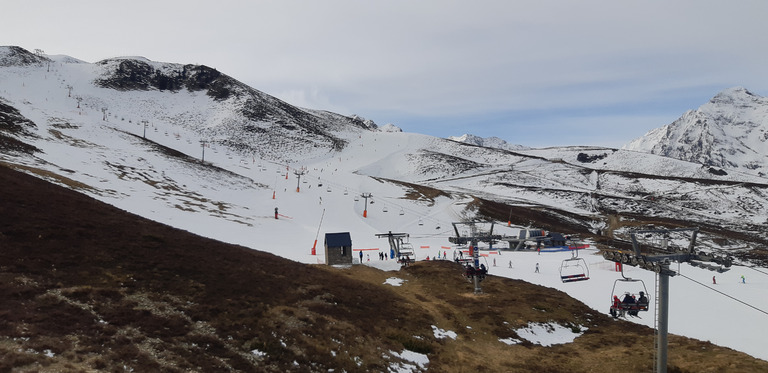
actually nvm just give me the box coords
[624,87,768,176]
[448,133,528,151]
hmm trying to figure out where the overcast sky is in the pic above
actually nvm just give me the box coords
[5,1,768,147]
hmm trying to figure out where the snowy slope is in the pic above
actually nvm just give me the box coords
[1,46,768,362]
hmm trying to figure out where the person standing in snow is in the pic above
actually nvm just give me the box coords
[274,207,278,219]
[535,263,539,273]
[741,275,746,284]
[359,250,363,264]
[712,276,716,285]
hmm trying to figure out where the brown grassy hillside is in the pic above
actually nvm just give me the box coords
[1,164,766,372]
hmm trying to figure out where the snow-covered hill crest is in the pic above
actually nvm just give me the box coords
[0,46,48,67]
[1,47,386,163]
[624,87,768,176]
[449,133,528,151]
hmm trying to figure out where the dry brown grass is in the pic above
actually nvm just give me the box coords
[1,164,766,372]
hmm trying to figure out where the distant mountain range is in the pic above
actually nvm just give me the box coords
[447,134,528,151]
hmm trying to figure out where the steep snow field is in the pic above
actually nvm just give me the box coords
[2,54,768,362]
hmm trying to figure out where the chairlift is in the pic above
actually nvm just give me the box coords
[370,199,375,204]
[344,189,348,195]
[559,250,590,283]
[418,219,424,226]
[399,209,405,216]
[383,206,388,213]
[354,196,359,202]
[326,187,332,192]
[609,272,650,318]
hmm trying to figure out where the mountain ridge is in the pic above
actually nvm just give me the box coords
[624,86,768,176]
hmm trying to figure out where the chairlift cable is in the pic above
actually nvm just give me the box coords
[677,273,768,317]
[747,266,768,277]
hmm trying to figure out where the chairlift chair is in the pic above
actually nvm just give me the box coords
[399,209,405,216]
[559,251,590,283]
[383,206,388,212]
[609,275,650,318]
[418,219,424,226]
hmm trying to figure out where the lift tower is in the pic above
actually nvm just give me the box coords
[602,227,732,373]
[449,221,500,294]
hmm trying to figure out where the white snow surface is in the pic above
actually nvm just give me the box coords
[431,325,457,340]
[384,277,406,287]
[514,322,585,347]
[389,349,429,372]
[1,51,767,363]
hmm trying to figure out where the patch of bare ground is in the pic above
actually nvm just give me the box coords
[1,164,767,372]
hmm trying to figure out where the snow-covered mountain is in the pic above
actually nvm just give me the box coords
[448,133,528,151]
[2,45,768,258]
[624,87,768,176]
[3,45,768,362]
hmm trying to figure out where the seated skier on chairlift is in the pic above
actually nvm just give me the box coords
[610,295,622,318]
[622,292,639,316]
[636,291,649,311]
